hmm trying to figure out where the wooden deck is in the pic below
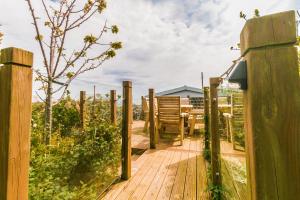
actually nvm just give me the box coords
[102,121,247,200]
[102,121,209,200]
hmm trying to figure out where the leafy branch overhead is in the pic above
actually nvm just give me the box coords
[26,0,122,100]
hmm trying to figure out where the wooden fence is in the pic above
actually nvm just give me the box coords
[207,10,300,200]
[0,47,133,198]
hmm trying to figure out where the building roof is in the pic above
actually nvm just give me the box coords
[155,85,203,96]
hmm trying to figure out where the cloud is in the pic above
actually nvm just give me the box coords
[0,0,297,103]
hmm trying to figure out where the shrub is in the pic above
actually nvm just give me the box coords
[29,95,121,199]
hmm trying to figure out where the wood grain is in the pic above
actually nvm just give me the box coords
[0,47,33,200]
[122,81,132,180]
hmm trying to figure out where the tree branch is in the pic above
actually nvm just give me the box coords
[26,0,50,75]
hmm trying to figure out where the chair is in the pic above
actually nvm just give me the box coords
[157,96,184,145]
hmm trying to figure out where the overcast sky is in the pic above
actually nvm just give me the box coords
[0,0,298,102]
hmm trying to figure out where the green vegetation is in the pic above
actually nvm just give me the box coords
[29,95,121,199]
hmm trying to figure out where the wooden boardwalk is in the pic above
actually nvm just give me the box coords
[102,121,247,200]
[102,123,209,200]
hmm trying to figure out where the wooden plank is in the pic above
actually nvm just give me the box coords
[129,149,172,199]
[0,47,33,200]
[156,145,183,200]
[116,150,165,200]
[183,138,197,200]
[169,139,190,200]
[122,81,132,180]
[142,148,176,199]
[103,149,157,200]
[129,150,170,200]
[196,138,209,200]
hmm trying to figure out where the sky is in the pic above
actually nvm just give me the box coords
[0,0,298,103]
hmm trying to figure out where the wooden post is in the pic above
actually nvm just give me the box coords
[204,87,210,151]
[0,47,33,200]
[240,11,300,199]
[210,77,222,187]
[121,81,132,180]
[110,90,117,125]
[149,88,156,149]
[80,91,86,129]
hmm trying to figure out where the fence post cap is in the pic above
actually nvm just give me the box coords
[0,47,33,67]
[240,10,296,55]
[123,81,132,87]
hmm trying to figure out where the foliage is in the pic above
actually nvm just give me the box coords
[203,149,211,162]
[254,9,260,17]
[239,9,261,21]
[52,96,80,136]
[29,95,121,199]
[208,184,228,200]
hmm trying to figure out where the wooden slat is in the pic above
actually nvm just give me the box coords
[169,139,190,199]
[183,139,197,200]
[156,146,183,200]
[129,149,169,199]
[196,138,209,200]
[142,149,176,199]
[114,150,163,200]
[103,150,156,200]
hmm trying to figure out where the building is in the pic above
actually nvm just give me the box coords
[155,85,203,98]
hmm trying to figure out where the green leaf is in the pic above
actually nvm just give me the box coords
[66,72,75,79]
[35,34,44,41]
[111,25,119,34]
[84,34,97,44]
[111,42,122,49]
[97,0,107,13]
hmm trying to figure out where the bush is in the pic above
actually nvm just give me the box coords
[29,95,121,199]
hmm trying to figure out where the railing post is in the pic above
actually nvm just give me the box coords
[121,81,132,180]
[210,77,222,188]
[149,88,156,149]
[0,47,33,200]
[80,91,86,129]
[240,11,300,199]
[110,90,117,126]
[204,87,210,151]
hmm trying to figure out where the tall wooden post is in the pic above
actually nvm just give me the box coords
[121,81,132,180]
[0,47,33,200]
[110,90,117,125]
[149,88,156,149]
[210,77,222,187]
[204,87,210,151]
[80,91,86,129]
[240,11,300,199]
